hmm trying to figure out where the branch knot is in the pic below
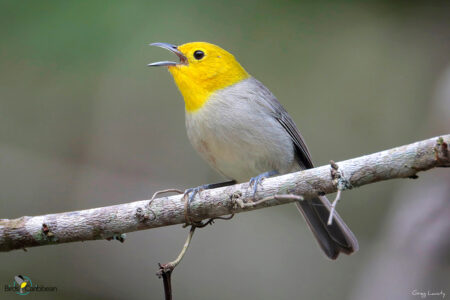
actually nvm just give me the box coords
[434,137,450,166]
[330,160,353,191]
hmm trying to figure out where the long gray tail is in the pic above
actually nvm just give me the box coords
[296,195,358,260]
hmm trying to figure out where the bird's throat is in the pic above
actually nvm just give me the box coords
[168,64,249,112]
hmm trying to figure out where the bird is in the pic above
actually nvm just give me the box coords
[148,42,358,259]
[14,275,29,294]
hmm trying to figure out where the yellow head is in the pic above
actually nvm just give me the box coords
[149,42,250,112]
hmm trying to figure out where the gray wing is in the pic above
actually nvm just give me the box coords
[249,78,314,169]
[275,109,314,169]
[249,78,358,258]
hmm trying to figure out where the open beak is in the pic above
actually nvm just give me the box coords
[148,43,187,67]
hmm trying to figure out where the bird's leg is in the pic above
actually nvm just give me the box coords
[184,180,236,226]
[184,180,236,204]
[249,170,278,198]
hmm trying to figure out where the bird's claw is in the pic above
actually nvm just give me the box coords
[249,174,268,198]
[184,186,204,206]
[183,186,205,226]
[249,170,278,198]
[183,181,237,227]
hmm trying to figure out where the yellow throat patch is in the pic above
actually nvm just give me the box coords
[168,42,250,112]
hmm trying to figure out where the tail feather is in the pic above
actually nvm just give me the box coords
[295,196,358,259]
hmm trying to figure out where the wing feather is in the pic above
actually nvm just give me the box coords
[249,78,314,169]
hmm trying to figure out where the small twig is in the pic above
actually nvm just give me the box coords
[158,266,172,300]
[327,189,342,225]
[148,189,184,207]
[164,226,196,271]
[157,193,303,298]
[146,189,184,226]
[157,226,196,300]
[328,160,352,225]
[192,214,235,228]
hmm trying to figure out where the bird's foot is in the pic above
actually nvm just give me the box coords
[184,186,204,207]
[183,186,206,227]
[249,170,278,199]
[184,180,236,206]
[183,180,237,227]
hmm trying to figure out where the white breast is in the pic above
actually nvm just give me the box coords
[185,78,297,182]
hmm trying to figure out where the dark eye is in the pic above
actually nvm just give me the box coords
[193,50,205,60]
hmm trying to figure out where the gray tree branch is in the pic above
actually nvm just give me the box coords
[1,135,449,252]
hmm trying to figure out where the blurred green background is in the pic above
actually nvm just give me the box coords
[1,1,449,299]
